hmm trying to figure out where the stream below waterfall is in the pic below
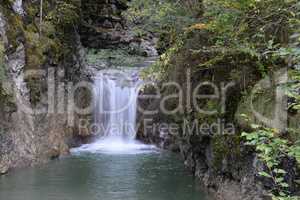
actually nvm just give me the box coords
[0,152,210,200]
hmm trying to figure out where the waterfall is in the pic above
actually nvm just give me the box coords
[71,69,156,154]
[93,69,139,140]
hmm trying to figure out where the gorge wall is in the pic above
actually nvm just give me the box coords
[0,0,91,173]
[137,27,299,199]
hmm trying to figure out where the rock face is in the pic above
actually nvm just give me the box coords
[137,73,267,200]
[80,0,127,48]
[137,30,299,199]
[0,1,92,173]
[79,0,158,57]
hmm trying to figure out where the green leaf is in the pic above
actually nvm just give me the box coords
[279,183,289,188]
[278,192,286,197]
[250,124,260,129]
[275,177,284,183]
[259,171,272,178]
[241,132,248,137]
[274,169,287,174]
[293,104,300,110]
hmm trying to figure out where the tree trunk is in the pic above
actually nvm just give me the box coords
[39,0,43,36]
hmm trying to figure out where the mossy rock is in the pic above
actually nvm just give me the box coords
[24,27,60,70]
[5,13,24,50]
[236,89,275,130]
[0,80,17,117]
[211,134,242,172]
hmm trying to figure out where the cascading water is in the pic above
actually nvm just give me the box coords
[93,70,138,140]
[72,69,156,154]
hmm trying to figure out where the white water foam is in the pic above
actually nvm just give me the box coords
[71,137,157,155]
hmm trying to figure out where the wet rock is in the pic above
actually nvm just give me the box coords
[102,20,114,29]
[9,44,25,75]
[114,23,123,31]
[48,148,60,160]
[129,40,158,57]
[12,0,24,16]
[139,40,158,57]
[0,154,10,175]
[169,143,180,153]
[0,164,8,175]
[194,156,208,178]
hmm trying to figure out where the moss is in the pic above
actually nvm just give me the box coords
[24,26,60,69]
[0,52,17,115]
[5,13,24,50]
[211,134,242,171]
[23,27,59,104]
[236,88,277,130]
[0,84,16,109]
[24,29,44,70]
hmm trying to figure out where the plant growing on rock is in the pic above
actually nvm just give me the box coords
[242,125,299,200]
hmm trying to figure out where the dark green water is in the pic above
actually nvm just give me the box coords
[0,151,210,200]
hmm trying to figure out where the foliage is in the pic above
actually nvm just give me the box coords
[46,0,80,28]
[140,39,184,80]
[242,125,299,200]
[204,0,297,44]
[123,0,203,52]
[45,0,81,59]
[202,0,299,77]
[141,0,299,80]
